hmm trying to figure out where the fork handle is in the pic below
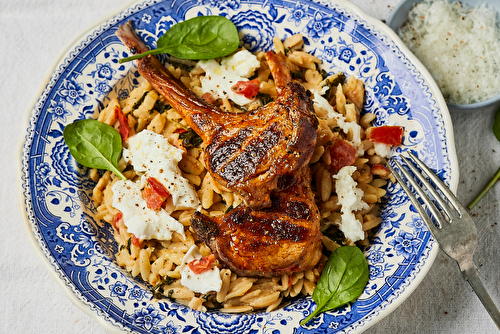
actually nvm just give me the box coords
[462,265,500,330]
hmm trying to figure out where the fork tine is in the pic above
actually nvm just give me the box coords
[400,154,456,221]
[387,160,442,237]
[406,152,463,216]
[391,158,444,227]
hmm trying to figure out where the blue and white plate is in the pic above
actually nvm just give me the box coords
[18,0,458,333]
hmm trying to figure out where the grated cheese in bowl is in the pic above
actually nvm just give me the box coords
[397,0,500,105]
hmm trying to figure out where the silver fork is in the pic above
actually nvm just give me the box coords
[388,152,500,330]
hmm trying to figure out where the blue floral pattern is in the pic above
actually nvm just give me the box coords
[338,38,357,63]
[59,78,89,106]
[47,99,71,122]
[389,231,422,259]
[131,305,166,330]
[305,11,335,41]
[19,0,456,333]
[288,2,309,27]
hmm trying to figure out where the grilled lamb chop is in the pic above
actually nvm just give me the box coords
[116,22,323,277]
[116,22,318,210]
[191,166,322,277]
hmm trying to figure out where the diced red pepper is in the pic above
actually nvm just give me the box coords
[115,106,129,142]
[372,163,391,179]
[202,92,215,105]
[188,254,216,275]
[131,234,141,247]
[142,186,165,210]
[174,128,188,134]
[113,212,123,232]
[231,78,260,99]
[367,125,404,146]
[330,139,357,174]
[372,163,389,174]
[147,177,170,198]
[142,177,170,210]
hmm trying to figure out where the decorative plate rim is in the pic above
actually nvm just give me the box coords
[17,0,459,333]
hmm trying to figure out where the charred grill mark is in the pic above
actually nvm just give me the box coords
[242,122,281,164]
[285,201,311,220]
[259,217,309,243]
[226,207,310,243]
[206,127,252,172]
[211,122,282,185]
[269,197,312,220]
[226,208,250,226]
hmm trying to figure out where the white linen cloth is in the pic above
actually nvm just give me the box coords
[2,0,499,333]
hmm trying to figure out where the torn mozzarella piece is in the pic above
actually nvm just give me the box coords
[179,245,222,294]
[333,166,369,242]
[373,142,392,158]
[122,130,199,213]
[197,49,261,106]
[112,130,200,241]
[111,180,185,240]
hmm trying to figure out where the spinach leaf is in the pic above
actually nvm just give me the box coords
[323,72,346,102]
[494,106,500,142]
[300,246,369,325]
[154,100,172,114]
[179,129,203,148]
[63,119,126,180]
[224,205,234,214]
[257,92,273,106]
[150,276,176,299]
[120,16,239,63]
[468,106,500,209]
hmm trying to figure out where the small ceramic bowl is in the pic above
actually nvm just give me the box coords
[387,0,500,113]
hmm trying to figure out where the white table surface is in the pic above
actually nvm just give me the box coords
[3,0,499,333]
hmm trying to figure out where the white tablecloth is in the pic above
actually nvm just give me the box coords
[3,0,499,333]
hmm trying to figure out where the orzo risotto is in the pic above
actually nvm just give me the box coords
[89,34,398,313]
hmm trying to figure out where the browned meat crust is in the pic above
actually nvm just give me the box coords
[191,167,323,277]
